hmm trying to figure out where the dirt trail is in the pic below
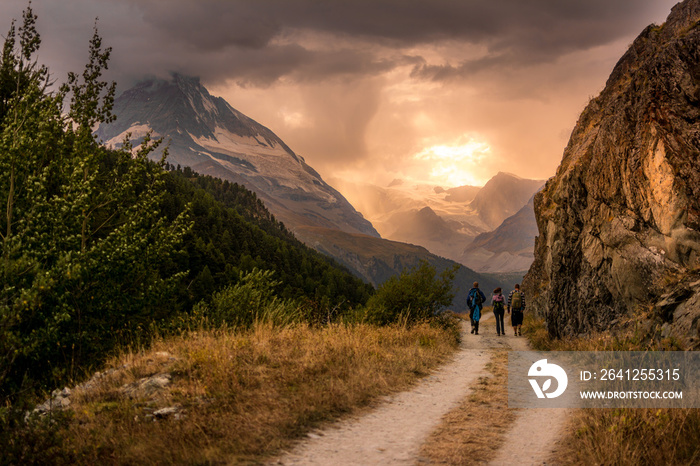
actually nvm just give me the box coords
[473,319,571,466]
[269,315,569,465]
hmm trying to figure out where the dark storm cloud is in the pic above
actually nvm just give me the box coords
[151,43,419,89]
[122,0,673,84]
[135,0,662,50]
[1,0,675,88]
[135,0,282,50]
[0,0,681,186]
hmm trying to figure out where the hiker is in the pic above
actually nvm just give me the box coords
[508,284,526,336]
[492,287,506,336]
[467,281,486,335]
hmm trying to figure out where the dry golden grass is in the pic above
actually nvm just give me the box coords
[419,350,518,465]
[55,321,458,464]
[522,310,686,352]
[523,314,700,466]
[554,407,700,466]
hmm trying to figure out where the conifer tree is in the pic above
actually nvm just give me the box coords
[0,6,190,399]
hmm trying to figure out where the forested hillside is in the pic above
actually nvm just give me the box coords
[161,165,374,312]
[0,7,371,402]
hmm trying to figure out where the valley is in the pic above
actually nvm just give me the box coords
[3,1,699,464]
[335,173,544,273]
[96,74,542,310]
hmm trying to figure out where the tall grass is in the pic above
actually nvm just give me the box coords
[6,321,458,464]
[523,314,700,466]
[560,407,700,465]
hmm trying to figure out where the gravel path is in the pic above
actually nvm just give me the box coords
[269,315,569,465]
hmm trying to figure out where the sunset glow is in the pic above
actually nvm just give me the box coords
[414,137,491,187]
[0,0,679,191]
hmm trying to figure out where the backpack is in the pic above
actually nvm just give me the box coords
[470,289,483,308]
[493,297,504,312]
[512,291,522,310]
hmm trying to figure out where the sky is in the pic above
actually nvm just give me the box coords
[0,0,680,187]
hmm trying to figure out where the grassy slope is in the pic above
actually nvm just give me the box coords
[11,322,459,464]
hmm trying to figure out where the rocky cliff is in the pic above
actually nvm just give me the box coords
[524,0,700,345]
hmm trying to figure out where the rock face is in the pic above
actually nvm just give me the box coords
[524,0,700,342]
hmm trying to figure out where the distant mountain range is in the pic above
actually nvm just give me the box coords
[469,173,544,230]
[334,173,545,273]
[95,74,512,310]
[459,195,539,273]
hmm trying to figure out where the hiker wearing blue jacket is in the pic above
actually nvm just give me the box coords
[467,282,486,335]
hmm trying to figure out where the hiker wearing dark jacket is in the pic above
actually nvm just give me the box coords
[508,284,526,336]
[491,287,506,336]
[467,282,486,335]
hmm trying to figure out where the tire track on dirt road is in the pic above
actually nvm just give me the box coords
[269,316,569,465]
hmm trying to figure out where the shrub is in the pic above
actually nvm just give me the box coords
[0,406,76,464]
[198,269,300,328]
[0,5,189,401]
[363,262,458,325]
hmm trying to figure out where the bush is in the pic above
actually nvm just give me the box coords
[0,6,189,401]
[197,269,300,328]
[363,262,458,325]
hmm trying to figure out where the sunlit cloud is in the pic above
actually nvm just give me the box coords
[413,135,491,187]
[0,0,677,193]
[280,108,311,128]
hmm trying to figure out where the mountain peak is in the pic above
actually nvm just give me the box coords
[171,72,201,85]
[101,73,299,164]
[493,171,522,180]
[470,173,544,230]
[417,206,440,220]
[96,74,380,239]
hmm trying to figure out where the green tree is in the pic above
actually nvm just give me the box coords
[364,261,458,325]
[0,7,189,399]
[202,268,297,328]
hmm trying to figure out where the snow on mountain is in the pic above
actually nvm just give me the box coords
[103,123,158,147]
[95,74,378,238]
